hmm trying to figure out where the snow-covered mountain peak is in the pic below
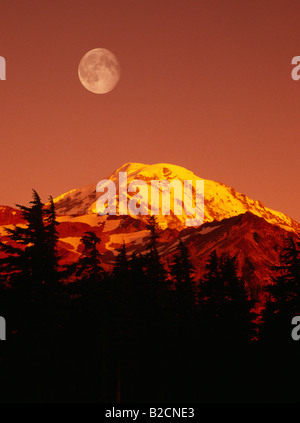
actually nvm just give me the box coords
[51,162,300,233]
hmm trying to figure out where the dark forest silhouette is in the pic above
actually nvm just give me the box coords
[0,190,300,402]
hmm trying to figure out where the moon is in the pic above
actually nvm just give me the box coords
[78,48,121,94]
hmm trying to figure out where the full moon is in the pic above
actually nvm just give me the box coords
[78,48,121,94]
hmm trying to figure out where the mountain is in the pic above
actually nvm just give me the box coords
[51,162,299,286]
[52,162,300,233]
[0,163,299,290]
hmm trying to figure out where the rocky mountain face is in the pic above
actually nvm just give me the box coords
[0,206,24,226]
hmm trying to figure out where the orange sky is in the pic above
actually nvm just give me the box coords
[0,0,299,222]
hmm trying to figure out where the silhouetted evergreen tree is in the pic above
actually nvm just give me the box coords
[170,239,195,291]
[71,231,104,283]
[145,215,166,286]
[261,235,300,342]
[199,251,255,342]
[170,238,196,340]
[199,250,223,322]
[44,196,60,287]
[220,254,256,342]
[278,236,300,284]
[0,191,65,401]
[0,190,60,296]
[114,240,129,279]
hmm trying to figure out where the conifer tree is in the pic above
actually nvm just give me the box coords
[170,239,196,338]
[261,235,300,342]
[199,250,224,321]
[73,231,104,283]
[220,254,256,341]
[170,239,194,291]
[145,215,166,286]
[199,251,255,342]
[0,190,60,294]
[0,190,61,346]
[114,241,129,279]
[44,196,60,287]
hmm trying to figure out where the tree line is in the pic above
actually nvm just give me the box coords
[0,190,299,403]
